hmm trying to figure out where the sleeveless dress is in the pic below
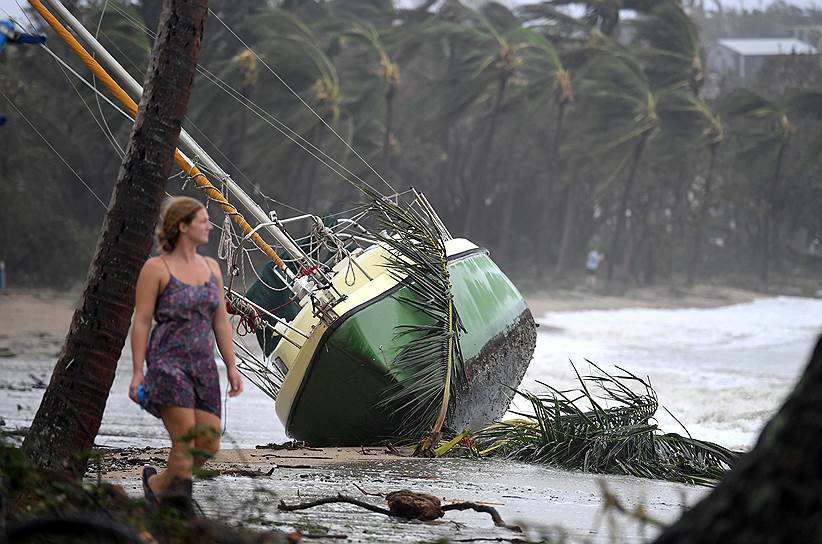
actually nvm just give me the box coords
[143,263,222,418]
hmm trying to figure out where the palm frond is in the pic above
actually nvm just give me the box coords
[635,1,702,89]
[359,188,465,437]
[721,89,780,119]
[476,362,739,486]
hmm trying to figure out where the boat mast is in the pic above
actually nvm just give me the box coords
[34,0,335,292]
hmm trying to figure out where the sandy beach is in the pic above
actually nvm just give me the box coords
[0,284,762,345]
[85,443,707,543]
[2,284,768,542]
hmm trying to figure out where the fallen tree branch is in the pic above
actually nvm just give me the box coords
[278,494,392,516]
[442,502,522,532]
[278,490,522,532]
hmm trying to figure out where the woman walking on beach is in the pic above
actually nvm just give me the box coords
[129,196,243,507]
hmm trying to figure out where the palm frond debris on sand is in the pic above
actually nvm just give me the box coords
[476,362,739,486]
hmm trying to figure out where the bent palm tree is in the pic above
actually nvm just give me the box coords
[457,2,526,238]
[722,89,822,283]
[514,27,576,277]
[658,91,723,285]
[578,47,660,280]
[23,0,207,477]
[635,0,703,92]
[337,21,400,171]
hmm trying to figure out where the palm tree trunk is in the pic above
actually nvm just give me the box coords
[554,162,580,278]
[654,335,822,543]
[463,75,508,239]
[607,134,648,281]
[687,143,718,286]
[382,86,395,173]
[496,171,520,260]
[23,0,207,478]
[535,103,566,279]
[760,138,788,284]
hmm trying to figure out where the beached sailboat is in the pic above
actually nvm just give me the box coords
[25,0,537,446]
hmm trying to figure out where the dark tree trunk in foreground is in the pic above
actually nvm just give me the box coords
[654,334,822,543]
[23,0,207,478]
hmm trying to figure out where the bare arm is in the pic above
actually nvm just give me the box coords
[208,257,243,397]
[129,258,162,402]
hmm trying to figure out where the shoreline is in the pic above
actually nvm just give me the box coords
[0,284,769,343]
[522,284,763,315]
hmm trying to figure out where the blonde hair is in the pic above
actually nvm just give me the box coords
[157,196,205,252]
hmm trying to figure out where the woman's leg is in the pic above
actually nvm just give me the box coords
[192,409,221,470]
[148,406,197,496]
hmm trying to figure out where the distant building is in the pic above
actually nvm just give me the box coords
[707,38,818,82]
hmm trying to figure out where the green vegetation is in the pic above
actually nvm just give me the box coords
[2,0,822,290]
[475,363,739,486]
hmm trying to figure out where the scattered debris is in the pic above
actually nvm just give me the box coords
[255,441,316,451]
[28,374,47,389]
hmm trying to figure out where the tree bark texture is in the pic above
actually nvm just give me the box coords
[23,0,207,477]
[654,335,822,543]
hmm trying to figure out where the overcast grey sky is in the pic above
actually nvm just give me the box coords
[2,0,822,31]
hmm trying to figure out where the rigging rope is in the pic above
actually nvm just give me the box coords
[91,0,124,160]
[104,1,396,198]
[0,87,108,208]
[27,0,287,270]
[208,8,398,196]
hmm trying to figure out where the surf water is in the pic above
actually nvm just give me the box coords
[6,296,820,451]
[522,296,822,450]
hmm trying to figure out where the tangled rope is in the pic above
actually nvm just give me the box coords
[225,295,261,336]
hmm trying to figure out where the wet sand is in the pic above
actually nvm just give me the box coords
[1,286,735,542]
[89,445,707,543]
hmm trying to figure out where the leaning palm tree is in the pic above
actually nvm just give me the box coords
[540,0,663,36]
[659,91,723,285]
[219,7,344,207]
[23,0,207,477]
[336,21,400,171]
[512,26,577,278]
[452,2,526,239]
[722,88,822,283]
[577,47,661,281]
[635,0,703,93]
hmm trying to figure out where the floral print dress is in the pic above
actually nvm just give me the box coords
[143,265,222,418]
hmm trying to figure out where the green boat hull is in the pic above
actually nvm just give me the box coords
[286,247,537,445]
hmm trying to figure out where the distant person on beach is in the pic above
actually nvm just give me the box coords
[129,196,243,508]
[585,249,603,287]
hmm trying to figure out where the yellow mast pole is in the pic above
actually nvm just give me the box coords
[28,0,286,269]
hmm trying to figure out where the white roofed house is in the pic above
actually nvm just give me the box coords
[707,38,818,83]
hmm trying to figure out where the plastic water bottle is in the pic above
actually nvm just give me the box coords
[137,384,146,408]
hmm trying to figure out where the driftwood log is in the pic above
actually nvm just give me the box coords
[278,489,522,532]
